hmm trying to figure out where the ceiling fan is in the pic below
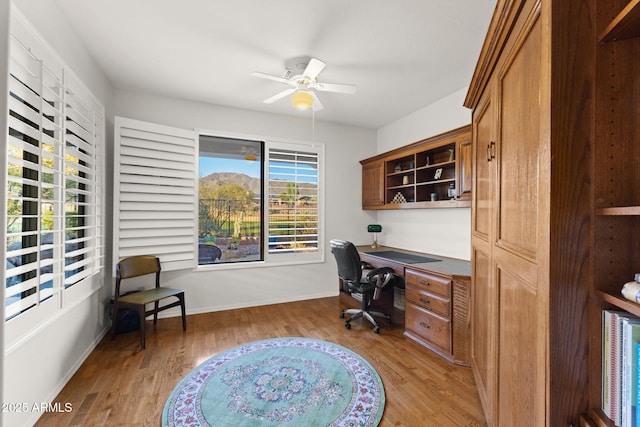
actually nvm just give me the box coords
[251,56,357,111]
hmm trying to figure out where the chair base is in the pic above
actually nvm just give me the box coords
[340,308,391,334]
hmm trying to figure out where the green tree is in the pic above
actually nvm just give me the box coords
[281,182,299,203]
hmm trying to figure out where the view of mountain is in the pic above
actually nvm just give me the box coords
[199,172,318,197]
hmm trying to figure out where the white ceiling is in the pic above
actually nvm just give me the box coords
[54,0,496,129]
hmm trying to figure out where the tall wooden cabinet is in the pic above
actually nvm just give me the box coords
[465,0,597,425]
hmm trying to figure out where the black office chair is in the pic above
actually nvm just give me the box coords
[330,239,395,333]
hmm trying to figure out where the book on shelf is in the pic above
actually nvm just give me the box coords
[603,309,640,427]
[604,310,611,418]
[621,314,640,427]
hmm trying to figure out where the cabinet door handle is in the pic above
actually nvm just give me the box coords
[420,297,430,305]
[487,141,496,162]
[419,279,430,286]
[420,322,431,329]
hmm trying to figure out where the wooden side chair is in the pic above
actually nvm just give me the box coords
[111,255,186,349]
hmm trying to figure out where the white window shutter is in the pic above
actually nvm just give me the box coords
[113,117,196,272]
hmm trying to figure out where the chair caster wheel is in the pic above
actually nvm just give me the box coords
[340,312,345,319]
[345,322,351,329]
[373,326,380,334]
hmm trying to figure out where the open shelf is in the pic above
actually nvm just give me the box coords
[596,205,640,216]
[599,0,640,42]
[595,290,640,318]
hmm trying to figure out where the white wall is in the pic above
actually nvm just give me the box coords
[4,3,113,427]
[375,88,472,260]
[112,89,378,314]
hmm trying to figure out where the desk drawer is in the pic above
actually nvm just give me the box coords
[405,286,450,318]
[405,268,451,299]
[405,302,451,353]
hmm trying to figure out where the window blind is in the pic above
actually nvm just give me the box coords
[267,146,320,255]
[113,117,197,271]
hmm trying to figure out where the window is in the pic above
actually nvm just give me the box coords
[114,121,323,270]
[198,136,323,265]
[5,20,105,324]
[198,136,264,264]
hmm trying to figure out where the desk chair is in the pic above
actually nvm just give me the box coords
[330,239,395,333]
[111,255,186,349]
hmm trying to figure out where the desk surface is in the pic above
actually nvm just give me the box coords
[357,245,471,278]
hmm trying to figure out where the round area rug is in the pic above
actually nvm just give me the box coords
[162,337,385,426]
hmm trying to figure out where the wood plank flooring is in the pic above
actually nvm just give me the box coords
[35,297,486,426]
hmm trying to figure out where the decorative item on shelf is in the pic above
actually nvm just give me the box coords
[448,183,456,200]
[391,192,406,204]
[367,224,382,248]
[402,175,409,185]
[434,168,443,180]
[394,163,402,172]
[430,193,438,202]
[448,148,455,162]
[621,273,640,303]
[425,156,430,166]
[408,161,414,169]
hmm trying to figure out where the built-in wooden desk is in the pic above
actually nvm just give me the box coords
[340,245,471,366]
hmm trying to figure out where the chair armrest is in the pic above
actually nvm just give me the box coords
[365,267,395,287]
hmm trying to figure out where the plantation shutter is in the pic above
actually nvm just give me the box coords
[267,143,322,256]
[113,117,197,272]
[6,22,105,321]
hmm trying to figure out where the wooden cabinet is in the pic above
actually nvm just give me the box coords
[361,160,385,209]
[404,268,470,366]
[465,0,596,425]
[360,125,471,209]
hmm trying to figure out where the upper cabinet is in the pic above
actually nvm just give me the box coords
[360,125,472,210]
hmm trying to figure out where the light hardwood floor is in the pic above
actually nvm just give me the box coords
[35,296,486,426]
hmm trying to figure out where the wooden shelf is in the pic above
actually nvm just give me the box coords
[594,290,640,317]
[596,206,640,216]
[599,0,640,42]
[416,160,456,171]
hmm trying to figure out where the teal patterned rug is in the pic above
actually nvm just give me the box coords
[162,337,385,426]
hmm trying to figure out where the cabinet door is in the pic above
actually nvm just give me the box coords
[361,160,385,208]
[471,82,498,426]
[494,9,545,426]
[456,138,472,200]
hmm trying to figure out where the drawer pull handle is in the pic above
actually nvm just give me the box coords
[419,280,430,286]
[420,297,430,304]
[420,322,431,329]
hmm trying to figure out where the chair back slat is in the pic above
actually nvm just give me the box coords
[116,255,160,280]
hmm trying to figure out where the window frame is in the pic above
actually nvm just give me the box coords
[195,130,325,271]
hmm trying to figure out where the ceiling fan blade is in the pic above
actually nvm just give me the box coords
[251,71,290,84]
[313,82,357,94]
[310,91,324,111]
[303,58,326,80]
[263,88,295,104]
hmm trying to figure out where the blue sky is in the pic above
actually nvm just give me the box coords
[199,157,261,178]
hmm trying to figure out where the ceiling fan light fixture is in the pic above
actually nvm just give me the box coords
[291,90,314,110]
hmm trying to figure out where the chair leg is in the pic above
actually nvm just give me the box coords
[153,301,159,325]
[180,294,186,331]
[137,305,146,350]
